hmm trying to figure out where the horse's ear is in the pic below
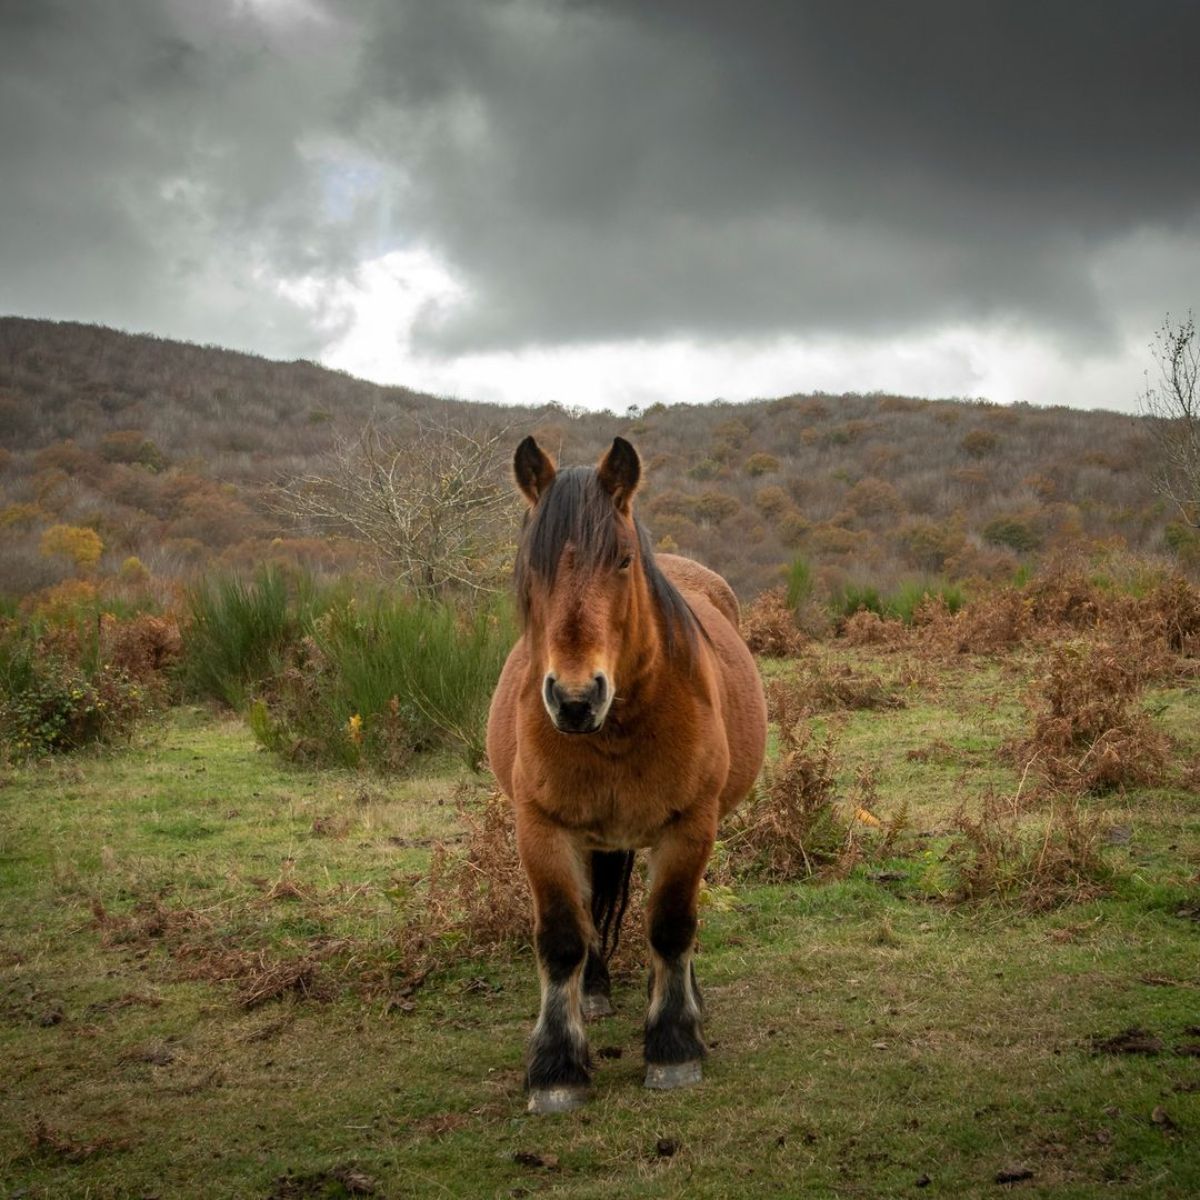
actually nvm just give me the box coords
[514,436,556,505]
[597,436,641,513]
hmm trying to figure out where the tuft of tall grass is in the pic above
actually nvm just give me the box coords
[785,555,814,609]
[318,596,516,770]
[829,577,966,625]
[181,568,321,708]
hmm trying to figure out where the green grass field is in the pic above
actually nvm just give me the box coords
[2,646,1199,1199]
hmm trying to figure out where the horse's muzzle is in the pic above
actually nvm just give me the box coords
[543,671,611,734]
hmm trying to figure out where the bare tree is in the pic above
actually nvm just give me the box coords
[1140,313,1200,528]
[272,417,514,597]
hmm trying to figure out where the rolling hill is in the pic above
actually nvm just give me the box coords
[0,316,1191,600]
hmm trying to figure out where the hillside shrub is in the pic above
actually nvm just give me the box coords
[900,519,964,572]
[754,485,790,518]
[844,477,902,518]
[744,452,780,477]
[983,516,1041,553]
[99,429,166,470]
[961,430,999,459]
[777,511,811,548]
[40,524,103,569]
[692,489,740,524]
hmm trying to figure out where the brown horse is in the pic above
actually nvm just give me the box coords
[487,435,767,1114]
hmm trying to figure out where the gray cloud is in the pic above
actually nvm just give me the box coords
[1,0,1199,380]
[357,0,1200,351]
[0,0,365,357]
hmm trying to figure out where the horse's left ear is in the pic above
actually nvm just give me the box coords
[597,436,641,513]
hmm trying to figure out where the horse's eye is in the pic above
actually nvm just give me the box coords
[618,554,633,571]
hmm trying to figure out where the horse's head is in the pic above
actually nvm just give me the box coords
[512,435,655,735]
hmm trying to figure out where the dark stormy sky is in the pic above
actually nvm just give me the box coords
[3,0,1199,410]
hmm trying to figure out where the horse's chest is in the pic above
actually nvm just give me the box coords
[531,747,703,850]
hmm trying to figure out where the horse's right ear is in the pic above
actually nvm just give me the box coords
[513,436,556,505]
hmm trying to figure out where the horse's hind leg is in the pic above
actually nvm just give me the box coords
[517,814,592,1114]
[643,821,712,1090]
[583,849,634,1019]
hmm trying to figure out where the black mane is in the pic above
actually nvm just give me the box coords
[514,466,700,656]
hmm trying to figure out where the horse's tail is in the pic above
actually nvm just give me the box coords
[590,849,635,962]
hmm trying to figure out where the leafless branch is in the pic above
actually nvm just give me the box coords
[1139,312,1200,528]
[269,416,515,597]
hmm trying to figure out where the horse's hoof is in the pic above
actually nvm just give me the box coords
[582,993,613,1020]
[644,1061,703,1090]
[527,1085,589,1115]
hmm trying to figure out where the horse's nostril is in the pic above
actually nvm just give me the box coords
[593,673,607,703]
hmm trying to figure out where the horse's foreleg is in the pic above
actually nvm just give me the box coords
[643,816,713,1089]
[517,812,592,1114]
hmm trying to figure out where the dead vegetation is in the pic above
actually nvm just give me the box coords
[24,1117,132,1165]
[1011,636,1171,794]
[945,791,1114,911]
[723,698,905,882]
[724,725,848,881]
[765,659,905,718]
[741,588,807,657]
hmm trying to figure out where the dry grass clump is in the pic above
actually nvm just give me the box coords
[914,590,1031,656]
[176,946,328,1009]
[741,587,806,657]
[725,724,849,881]
[946,792,1115,911]
[1126,575,1200,657]
[101,613,183,688]
[765,663,904,720]
[1014,637,1170,793]
[90,895,333,1008]
[839,609,907,648]
[26,1117,132,1164]
[1023,568,1107,631]
[90,896,211,947]
[424,783,531,953]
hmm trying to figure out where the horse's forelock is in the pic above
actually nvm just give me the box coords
[514,465,699,656]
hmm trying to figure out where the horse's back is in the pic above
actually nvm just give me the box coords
[657,553,740,628]
[659,554,765,817]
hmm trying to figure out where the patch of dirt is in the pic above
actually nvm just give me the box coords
[1089,1027,1164,1055]
[409,1113,468,1138]
[26,1117,131,1163]
[84,991,162,1016]
[994,1165,1034,1184]
[512,1150,560,1170]
[267,1166,377,1198]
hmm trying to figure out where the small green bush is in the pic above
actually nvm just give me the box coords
[983,516,1041,554]
[0,625,147,758]
[889,579,967,624]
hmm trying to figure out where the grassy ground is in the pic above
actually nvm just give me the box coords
[2,646,1199,1199]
